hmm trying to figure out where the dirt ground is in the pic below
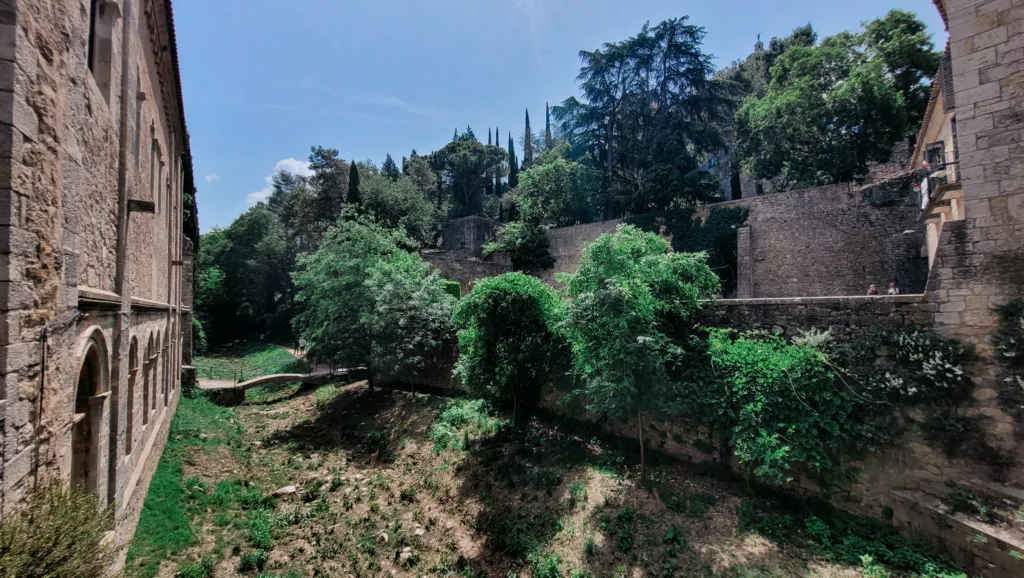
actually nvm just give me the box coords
[154,382,868,578]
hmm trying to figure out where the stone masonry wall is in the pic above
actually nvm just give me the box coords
[422,254,511,296]
[542,178,927,297]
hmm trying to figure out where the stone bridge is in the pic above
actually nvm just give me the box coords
[199,366,346,405]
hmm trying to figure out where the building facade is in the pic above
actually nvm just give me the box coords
[0,0,195,558]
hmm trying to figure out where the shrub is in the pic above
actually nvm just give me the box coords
[247,510,274,549]
[529,551,563,578]
[238,549,268,573]
[707,330,861,484]
[848,327,973,402]
[192,317,208,356]
[441,280,462,300]
[176,557,215,578]
[0,482,117,578]
[452,273,566,420]
[482,221,555,271]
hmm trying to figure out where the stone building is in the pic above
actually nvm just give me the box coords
[0,0,196,561]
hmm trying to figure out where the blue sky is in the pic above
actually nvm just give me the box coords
[175,0,947,232]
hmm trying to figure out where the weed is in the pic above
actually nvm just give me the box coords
[663,489,718,520]
[247,510,274,550]
[1010,550,1024,561]
[529,551,563,578]
[664,524,686,548]
[584,533,595,560]
[400,486,417,502]
[946,486,991,522]
[314,385,340,409]
[569,481,588,507]
[238,549,268,573]
[175,557,215,578]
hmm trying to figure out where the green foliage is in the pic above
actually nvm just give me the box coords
[737,499,965,578]
[195,342,303,382]
[848,328,974,403]
[706,330,864,484]
[0,482,117,578]
[452,273,566,419]
[483,221,555,272]
[381,153,401,181]
[994,300,1024,416]
[175,557,215,578]
[529,551,563,578]
[191,317,207,356]
[428,399,500,452]
[514,159,601,226]
[247,510,274,550]
[360,174,440,246]
[347,160,361,205]
[292,212,407,366]
[238,549,268,573]
[624,206,748,296]
[432,136,507,217]
[441,280,462,300]
[365,250,457,381]
[195,205,293,344]
[736,12,937,190]
[553,18,733,216]
[560,225,718,472]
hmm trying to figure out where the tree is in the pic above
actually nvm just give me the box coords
[495,127,503,194]
[735,31,907,190]
[507,133,519,189]
[554,18,733,218]
[863,10,940,138]
[360,174,440,246]
[432,137,506,216]
[545,102,553,149]
[292,212,408,390]
[482,221,555,272]
[486,128,495,196]
[514,158,601,226]
[308,146,349,231]
[381,153,401,181]
[523,108,534,168]
[451,273,566,420]
[365,251,456,385]
[348,161,361,205]
[403,154,439,200]
[560,224,719,476]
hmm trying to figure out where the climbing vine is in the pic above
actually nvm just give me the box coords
[624,206,748,296]
[994,300,1024,418]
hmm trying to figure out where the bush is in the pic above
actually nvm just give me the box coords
[176,557,215,578]
[192,317,208,356]
[452,273,566,420]
[238,549,268,573]
[0,482,117,578]
[482,221,555,271]
[441,280,462,300]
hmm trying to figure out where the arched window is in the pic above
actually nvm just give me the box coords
[87,0,119,104]
[154,334,162,410]
[143,335,153,425]
[71,332,110,499]
[126,338,139,455]
[163,326,171,404]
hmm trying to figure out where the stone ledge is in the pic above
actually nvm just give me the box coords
[712,294,926,306]
[130,297,171,311]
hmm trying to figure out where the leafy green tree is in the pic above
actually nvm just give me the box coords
[403,153,440,201]
[735,33,906,190]
[432,137,506,216]
[292,212,408,389]
[554,18,733,218]
[365,251,456,384]
[560,225,719,476]
[514,158,601,226]
[863,10,940,137]
[360,174,439,246]
[348,161,361,205]
[486,128,495,196]
[381,153,401,181]
[308,146,349,232]
[482,221,555,271]
[451,273,566,420]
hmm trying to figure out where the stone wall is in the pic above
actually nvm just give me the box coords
[541,178,928,297]
[0,0,192,566]
[439,216,499,259]
[422,254,511,296]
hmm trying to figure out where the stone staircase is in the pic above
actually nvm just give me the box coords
[892,480,1024,578]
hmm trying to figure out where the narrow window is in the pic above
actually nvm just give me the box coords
[87,0,99,73]
[133,67,143,167]
[87,0,117,103]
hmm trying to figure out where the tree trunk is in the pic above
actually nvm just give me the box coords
[637,403,646,481]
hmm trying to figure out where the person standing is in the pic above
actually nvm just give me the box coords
[887,282,900,295]
[867,284,880,295]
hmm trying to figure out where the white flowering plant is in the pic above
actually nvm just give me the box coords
[994,301,1024,415]
[849,328,973,403]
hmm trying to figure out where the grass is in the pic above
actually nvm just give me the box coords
[127,381,970,578]
[195,341,305,381]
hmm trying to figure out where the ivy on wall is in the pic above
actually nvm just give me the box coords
[624,206,749,296]
[994,300,1024,418]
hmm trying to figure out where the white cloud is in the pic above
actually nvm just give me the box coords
[204,173,220,183]
[246,158,314,206]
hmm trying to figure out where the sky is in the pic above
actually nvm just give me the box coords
[174,0,947,233]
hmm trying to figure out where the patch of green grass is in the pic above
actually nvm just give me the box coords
[127,396,240,578]
[429,399,500,453]
[736,499,966,578]
[569,481,588,507]
[529,551,563,578]
[247,510,274,550]
[238,549,268,573]
[195,342,304,381]
[314,384,341,409]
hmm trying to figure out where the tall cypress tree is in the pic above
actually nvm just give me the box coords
[508,133,519,189]
[348,162,361,205]
[495,127,502,194]
[485,127,494,196]
[545,102,553,149]
[523,108,533,168]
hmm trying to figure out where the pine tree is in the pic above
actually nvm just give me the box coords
[508,133,519,189]
[499,202,505,222]
[453,128,459,141]
[545,102,553,149]
[485,128,494,196]
[382,153,401,181]
[523,108,533,168]
[348,162,361,205]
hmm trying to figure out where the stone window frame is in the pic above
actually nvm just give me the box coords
[70,326,112,499]
[87,0,120,105]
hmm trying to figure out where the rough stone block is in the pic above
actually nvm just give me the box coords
[0,341,39,375]
[973,25,1009,51]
